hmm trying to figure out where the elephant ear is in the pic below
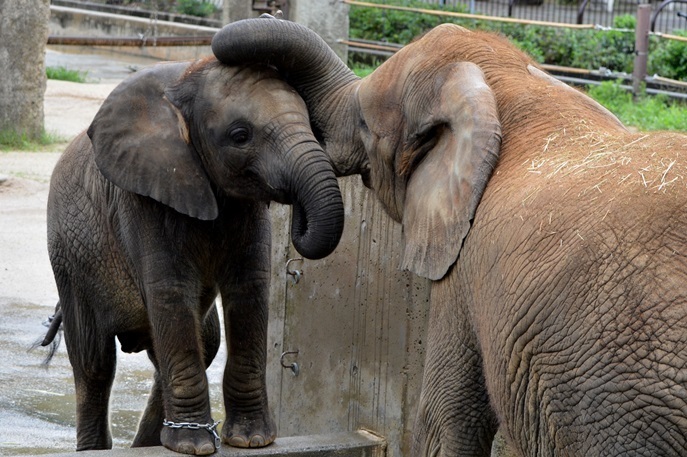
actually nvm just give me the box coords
[401,62,501,280]
[87,62,218,220]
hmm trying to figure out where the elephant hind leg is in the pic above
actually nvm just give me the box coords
[201,301,221,370]
[133,349,164,448]
[57,280,117,451]
[67,323,117,450]
[72,346,117,450]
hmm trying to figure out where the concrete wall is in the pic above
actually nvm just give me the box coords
[50,3,348,64]
[49,6,217,61]
[266,177,431,457]
[223,0,349,61]
[227,0,256,21]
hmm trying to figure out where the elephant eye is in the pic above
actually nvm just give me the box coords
[227,123,253,146]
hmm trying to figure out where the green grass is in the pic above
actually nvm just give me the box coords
[587,81,687,132]
[0,129,66,151]
[352,65,376,78]
[46,66,88,83]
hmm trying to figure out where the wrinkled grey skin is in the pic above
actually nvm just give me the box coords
[44,58,344,455]
[212,19,687,456]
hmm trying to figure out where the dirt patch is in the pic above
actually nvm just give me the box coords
[44,79,119,141]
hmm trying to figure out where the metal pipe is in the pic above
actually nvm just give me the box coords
[577,0,589,24]
[650,0,687,31]
[47,35,213,47]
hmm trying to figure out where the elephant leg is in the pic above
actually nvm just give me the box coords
[411,276,498,457]
[72,348,117,450]
[200,299,222,371]
[61,292,116,451]
[147,285,215,456]
[134,294,221,449]
[220,209,276,448]
[132,349,164,448]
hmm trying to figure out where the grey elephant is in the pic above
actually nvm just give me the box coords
[212,19,687,456]
[42,57,344,455]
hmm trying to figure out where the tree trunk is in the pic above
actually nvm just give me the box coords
[0,0,50,141]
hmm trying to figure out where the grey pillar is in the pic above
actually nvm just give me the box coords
[228,0,257,21]
[289,0,349,62]
[632,3,651,96]
[0,0,50,140]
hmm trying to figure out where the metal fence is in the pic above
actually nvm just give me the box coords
[416,0,687,31]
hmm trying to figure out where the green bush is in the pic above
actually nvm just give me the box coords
[349,5,676,77]
[349,0,468,45]
[568,32,634,73]
[176,0,216,17]
[649,30,687,81]
[497,24,571,65]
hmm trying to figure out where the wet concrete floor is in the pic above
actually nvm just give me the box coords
[0,46,226,456]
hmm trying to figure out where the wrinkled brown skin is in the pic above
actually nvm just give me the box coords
[213,21,687,456]
[46,58,344,455]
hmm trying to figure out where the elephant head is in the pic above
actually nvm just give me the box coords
[87,58,344,260]
[211,20,501,280]
[211,19,628,280]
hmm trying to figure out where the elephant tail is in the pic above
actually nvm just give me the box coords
[30,303,63,367]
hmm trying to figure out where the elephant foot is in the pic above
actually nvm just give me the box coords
[221,410,276,448]
[160,421,219,455]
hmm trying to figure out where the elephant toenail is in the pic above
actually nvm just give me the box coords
[250,435,266,447]
[198,443,216,455]
[228,436,248,447]
[178,443,195,454]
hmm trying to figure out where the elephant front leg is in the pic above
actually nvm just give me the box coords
[148,287,216,456]
[220,220,276,447]
[136,303,221,450]
[412,277,498,457]
[220,284,276,447]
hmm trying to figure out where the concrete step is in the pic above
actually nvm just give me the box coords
[26,431,386,457]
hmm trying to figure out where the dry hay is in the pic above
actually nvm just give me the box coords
[524,120,687,198]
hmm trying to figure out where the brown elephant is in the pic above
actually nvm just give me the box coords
[43,58,344,455]
[211,19,687,456]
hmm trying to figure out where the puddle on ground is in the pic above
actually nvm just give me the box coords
[0,298,227,455]
[46,46,162,83]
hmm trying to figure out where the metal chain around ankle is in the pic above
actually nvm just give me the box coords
[162,419,221,449]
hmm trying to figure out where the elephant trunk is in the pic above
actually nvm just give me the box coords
[287,150,345,260]
[211,18,367,177]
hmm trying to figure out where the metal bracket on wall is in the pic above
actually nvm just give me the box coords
[280,350,300,376]
[252,0,289,19]
[286,258,303,284]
